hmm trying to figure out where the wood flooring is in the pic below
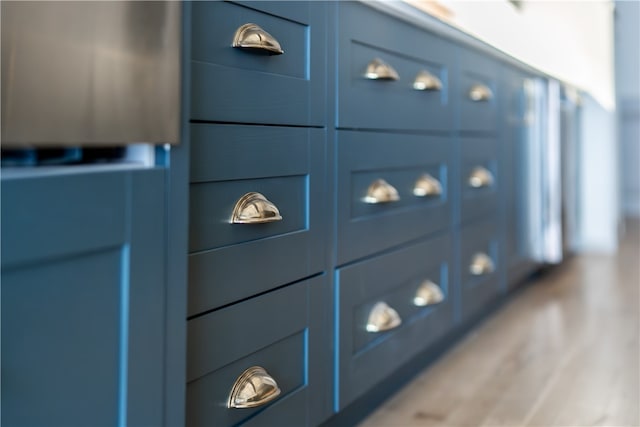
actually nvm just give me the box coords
[359,219,640,427]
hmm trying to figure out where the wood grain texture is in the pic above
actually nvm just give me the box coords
[359,219,640,427]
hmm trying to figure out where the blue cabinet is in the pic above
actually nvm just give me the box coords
[458,47,500,132]
[190,1,326,127]
[183,2,332,426]
[0,3,550,427]
[459,217,501,321]
[1,166,167,427]
[327,3,532,422]
[335,234,453,409]
[335,2,455,132]
[183,1,547,422]
[459,136,500,225]
[186,275,329,427]
[187,124,325,315]
[335,130,452,265]
[501,66,539,285]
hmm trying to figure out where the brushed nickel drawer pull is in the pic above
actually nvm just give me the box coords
[413,70,442,91]
[364,58,400,81]
[469,252,495,275]
[232,23,284,55]
[227,366,281,409]
[231,192,282,224]
[413,280,444,306]
[413,173,443,197]
[469,84,493,101]
[364,179,400,204]
[468,167,494,189]
[366,302,402,333]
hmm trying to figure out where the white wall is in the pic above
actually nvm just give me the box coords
[437,0,616,110]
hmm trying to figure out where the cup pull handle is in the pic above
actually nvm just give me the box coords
[364,58,400,81]
[364,179,400,204]
[232,23,284,55]
[413,280,445,306]
[227,366,282,409]
[413,173,443,197]
[366,302,402,333]
[413,70,442,91]
[470,252,495,275]
[468,167,494,189]
[469,84,493,101]
[231,192,283,224]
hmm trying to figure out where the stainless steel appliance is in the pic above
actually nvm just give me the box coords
[1,1,181,148]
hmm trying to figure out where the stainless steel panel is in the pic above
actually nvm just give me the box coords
[1,1,180,147]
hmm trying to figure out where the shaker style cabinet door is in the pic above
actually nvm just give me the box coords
[335,234,453,409]
[459,218,501,321]
[336,130,452,265]
[336,2,455,132]
[187,125,325,315]
[1,167,167,427]
[458,47,500,132]
[186,275,330,427]
[459,136,500,225]
[190,1,326,126]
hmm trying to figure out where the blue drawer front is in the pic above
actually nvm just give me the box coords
[188,125,325,315]
[190,176,307,252]
[460,137,500,224]
[186,276,329,427]
[336,130,452,265]
[336,234,453,409]
[459,47,500,132]
[459,218,502,321]
[191,1,325,126]
[336,2,455,131]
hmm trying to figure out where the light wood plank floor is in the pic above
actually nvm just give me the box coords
[359,220,640,427]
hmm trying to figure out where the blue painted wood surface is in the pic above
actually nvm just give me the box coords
[1,167,166,427]
[459,217,502,321]
[335,130,453,265]
[335,233,453,410]
[336,2,455,131]
[186,275,330,427]
[458,46,500,133]
[187,125,326,315]
[190,1,326,126]
[459,136,500,225]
